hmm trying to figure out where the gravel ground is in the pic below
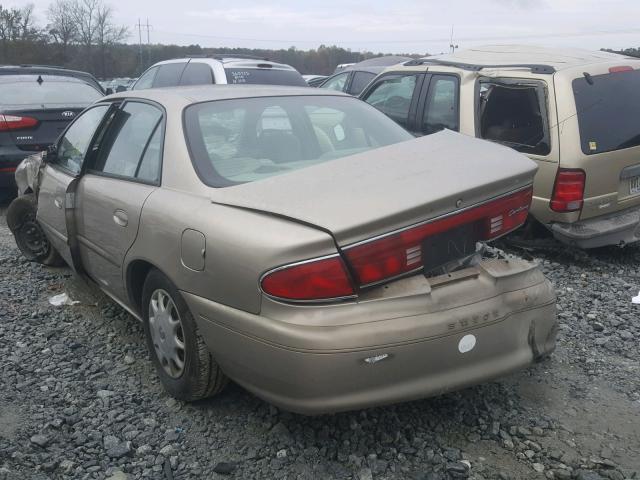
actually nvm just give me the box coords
[1,203,639,480]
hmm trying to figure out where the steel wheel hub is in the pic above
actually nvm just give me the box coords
[19,214,49,257]
[149,289,185,378]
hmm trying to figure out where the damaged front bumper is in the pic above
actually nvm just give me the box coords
[14,151,46,197]
[549,204,640,248]
[182,257,557,414]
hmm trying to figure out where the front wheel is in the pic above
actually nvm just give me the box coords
[141,268,228,401]
[6,194,65,266]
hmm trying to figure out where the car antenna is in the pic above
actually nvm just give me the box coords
[583,72,594,85]
[36,75,43,85]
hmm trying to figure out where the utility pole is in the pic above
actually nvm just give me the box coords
[136,18,143,73]
[144,18,152,65]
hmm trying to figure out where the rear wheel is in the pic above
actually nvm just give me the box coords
[142,268,227,401]
[6,194,65,266]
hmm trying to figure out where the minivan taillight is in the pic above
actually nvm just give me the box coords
[344,187,533,286]
[0,114,38,131]
[550,169,585,213]
[261,255,355,301]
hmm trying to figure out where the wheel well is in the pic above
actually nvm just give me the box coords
[127,260,155,314]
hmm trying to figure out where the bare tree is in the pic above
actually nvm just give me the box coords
[18,4,38,40]
[70,0,127,74]
[0,5,24,60]
[47,0,78,60]
[70,0,98,68]
[94,3,128,76]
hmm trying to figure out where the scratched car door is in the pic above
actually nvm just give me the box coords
[75,101,164,302]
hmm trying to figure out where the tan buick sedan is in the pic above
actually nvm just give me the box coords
[7,86,557,414]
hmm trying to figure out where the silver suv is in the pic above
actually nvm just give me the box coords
[132,56,307,89]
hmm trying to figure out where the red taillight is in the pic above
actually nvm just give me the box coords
[609,66,633,74]
[261,255,355,301]
[0,114,38,131]
[344,187,533,286]
[550,169,585,213]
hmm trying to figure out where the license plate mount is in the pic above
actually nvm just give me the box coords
[422,223,478,273]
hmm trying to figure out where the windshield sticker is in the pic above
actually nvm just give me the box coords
[230,71,250,84]
[589,141,597,151]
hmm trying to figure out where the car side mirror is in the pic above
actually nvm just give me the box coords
[46,143,58,160]
[105,87,114,95]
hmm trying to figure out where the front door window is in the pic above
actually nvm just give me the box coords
[363,74,420,129]
[55,105,110,174]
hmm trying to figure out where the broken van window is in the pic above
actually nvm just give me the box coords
[477,81,550,156]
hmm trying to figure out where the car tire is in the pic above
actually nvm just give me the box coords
[6,193,65,266]
[142,268,228,401]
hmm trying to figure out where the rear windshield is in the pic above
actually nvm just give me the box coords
[184,95,413,187]
[573,69,640,155]
[0,80,102,106]
[224,68,307,87]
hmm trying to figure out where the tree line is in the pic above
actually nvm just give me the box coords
[602,47,640,58]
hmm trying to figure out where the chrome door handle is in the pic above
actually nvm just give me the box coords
[113,210,128,227]
[54,197,63,209]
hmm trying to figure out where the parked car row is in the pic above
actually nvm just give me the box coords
[3,45,639,414]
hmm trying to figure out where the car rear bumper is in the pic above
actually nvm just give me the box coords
[549,204,640,248]
[182,258,557,414]
[0,169,17,188]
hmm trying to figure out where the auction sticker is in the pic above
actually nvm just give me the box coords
[458,334,477,354]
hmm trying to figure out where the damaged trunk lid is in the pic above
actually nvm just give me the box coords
[210,130,537,250]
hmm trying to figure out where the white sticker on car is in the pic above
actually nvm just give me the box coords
[458,334,476,354]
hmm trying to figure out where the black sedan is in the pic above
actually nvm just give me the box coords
[0,66,104,196]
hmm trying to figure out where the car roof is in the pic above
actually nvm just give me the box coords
[346,56,412,70]
[438,45,638,70]
[151,57,299,71]
[0,74,89,84]
[399,45,640,74]
[106,84,349,105]
[0,65,104,92]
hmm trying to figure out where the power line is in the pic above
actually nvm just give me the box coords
[149,25,640,47]
[136,18,153,71]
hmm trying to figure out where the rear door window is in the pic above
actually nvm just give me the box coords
[362,74,420,129]
[573,69,640,155]
[180,62,214,86]
[349,71,376,96]
[477,80,550,156]
[92,102,163,183]
[153,63,187,88]
[421,75,459,135]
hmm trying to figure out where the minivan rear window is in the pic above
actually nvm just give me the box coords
[224,68,307,87]
[573,69,640,155]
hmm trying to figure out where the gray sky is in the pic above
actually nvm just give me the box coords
[27,0,640,54]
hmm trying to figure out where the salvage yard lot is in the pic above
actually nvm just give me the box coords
[0,205,639,480]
